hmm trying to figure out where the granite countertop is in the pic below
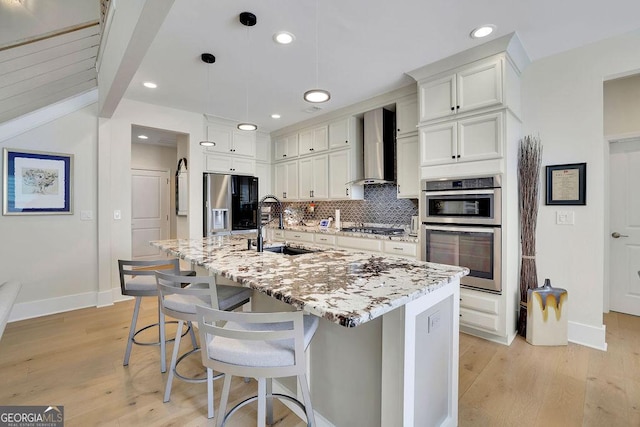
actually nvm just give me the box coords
[151,235,467,327]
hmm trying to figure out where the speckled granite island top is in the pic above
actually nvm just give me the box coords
[151,235,468,328]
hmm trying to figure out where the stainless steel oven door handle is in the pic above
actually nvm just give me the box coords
[424,189,496,197]
[423,224,497,234]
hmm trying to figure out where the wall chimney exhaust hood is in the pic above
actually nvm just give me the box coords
[349,108,395,185]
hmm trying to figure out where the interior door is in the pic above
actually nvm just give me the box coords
[131,169,170,259]
[609,138,640,315]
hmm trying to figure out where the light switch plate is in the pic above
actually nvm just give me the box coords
[556,210,575,225]
[113,210,121,220]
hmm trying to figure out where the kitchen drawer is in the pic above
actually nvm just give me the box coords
[460,308,499,333]
[284,230,315,243]
[314,234,336,246]
[459,289,500,315]
[271,229,285,240]
[383,241,417,258]
[335,236,382,253]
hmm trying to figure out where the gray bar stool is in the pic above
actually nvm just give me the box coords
[155,271,252,406]
[196,305,319,427]
[117,258,194,373]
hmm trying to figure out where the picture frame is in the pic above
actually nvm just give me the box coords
[545,162,586,205]
[3,148,73,215]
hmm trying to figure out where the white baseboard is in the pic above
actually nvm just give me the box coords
[568,320,608,351]
[9,291,98,322]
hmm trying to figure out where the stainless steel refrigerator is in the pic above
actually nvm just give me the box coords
[203,173,259,236]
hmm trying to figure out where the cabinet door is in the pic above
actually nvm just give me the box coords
[396,97,418,136]
[456,58,503,114]
[419,74,455,122]
[311,155,328,199]
[299,158,313,200]
[274,163,287,199]
[206,126,232,153]
[457,112,502,163]
[396,136,419,198]
[419,122,457,166]
[329,117,352,149]
[274,134,298,160]
[205,154,232,173]
[231,131,256,157]
[255,132,270,162]
[286,134,299,158]
[274,137,287,160]
[285,161,299,200]
[231,158,255,175]
[299,130,314,154]
[328,150,363,200]
[255,162,271,199]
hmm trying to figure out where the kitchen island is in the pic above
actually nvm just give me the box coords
[152,235,468,427]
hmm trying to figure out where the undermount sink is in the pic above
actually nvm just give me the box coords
[262,246,320,256]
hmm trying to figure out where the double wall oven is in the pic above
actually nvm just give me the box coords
[420,175,502,294]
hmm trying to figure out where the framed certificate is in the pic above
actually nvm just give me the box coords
[545,162,586,205]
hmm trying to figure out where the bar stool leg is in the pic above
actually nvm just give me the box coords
[163,319,184,402]
[188,320,198,349]
[257,377,267,427]
[123,297,142,366]
[158,300,167,373]
[299,373,315,427]
[266,378,274,425]
[216,373,232,425]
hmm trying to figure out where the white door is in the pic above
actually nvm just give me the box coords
[131,169,170,259]
[609,138,640,315]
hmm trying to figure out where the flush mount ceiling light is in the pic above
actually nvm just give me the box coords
[199,53,218,147]
[143,81,157,89]
[237,12,258,131]
[137,135,148,140]
[304,0,331,103]
[273,31,295,45]
[470,24,496,39]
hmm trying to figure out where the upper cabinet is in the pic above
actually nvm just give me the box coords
[396,135,420,198]
[298,125,328,155]
[206,125,256,157]
[328,117,355,149]
[396,95,418,136]
[274,133,299,161]
[419,56,502,123]
[205,154,255,175]
[255,132,271,162]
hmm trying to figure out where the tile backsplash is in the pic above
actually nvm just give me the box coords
[266,184,418,226]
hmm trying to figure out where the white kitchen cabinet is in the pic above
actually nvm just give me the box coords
[418,56,503,123]
[255,132,271,162]
[335,236,382,253]
[395,95,418,136]
[396,135,419,199]
[299,125,328,155]
[205,154,255,175]
[459,288,502,334]
[328,116,356,149]
[382,241,417,259]
[328,149,364,200]
[299,155,329,200]
[274,133,299,161]
[420,111,503,166]
[255,162,271,199]
[314,233,336,247]
[206,126,256,157]
[283,230,315,243]
[274,160,298,200]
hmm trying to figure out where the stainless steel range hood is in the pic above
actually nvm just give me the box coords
[349,108,395,185]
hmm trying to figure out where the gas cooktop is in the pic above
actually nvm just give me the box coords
[341,226,405,235]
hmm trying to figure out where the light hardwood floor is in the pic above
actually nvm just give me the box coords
[0,298,638,426]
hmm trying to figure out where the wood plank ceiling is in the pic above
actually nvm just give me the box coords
[0,16,101,124]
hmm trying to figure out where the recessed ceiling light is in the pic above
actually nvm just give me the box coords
[271,114,281,119]
[470,25,496,39]
[137,135,148,140]
[237,123,258,131]
[304,89,331,103]
[143,81,157,89]
[273,31,295,45]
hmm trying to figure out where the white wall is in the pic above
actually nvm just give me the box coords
[99,99,205,297]
[521,29,640,349]
[0,104,99,319]
[604,74,640,136]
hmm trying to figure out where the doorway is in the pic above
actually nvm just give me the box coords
[608,137,640,316]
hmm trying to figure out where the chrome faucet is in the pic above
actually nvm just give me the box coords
[256,194,284,252]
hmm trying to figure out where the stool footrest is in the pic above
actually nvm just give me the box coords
[220,392,311,427]
[132,320,190,346]
[173,348,224,383]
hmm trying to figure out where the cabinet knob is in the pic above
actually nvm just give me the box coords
[457,155,461,158]
[310,148,314,151]
[456,105,460,109]
[345,140,348,144]
[283,154,287,157]
[346,188,349,196]
[451,155,456,159]
[397,128,401,132]
[450,107,455,111]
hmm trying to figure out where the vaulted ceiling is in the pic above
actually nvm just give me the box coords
[1,0,640,133]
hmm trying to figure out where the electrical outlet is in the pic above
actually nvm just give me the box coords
[556,211,575,225]
[428,311,441,333]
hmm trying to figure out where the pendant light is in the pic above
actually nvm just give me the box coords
[199,53,217,147]
[237,12,258,132]
[303,0,330,103]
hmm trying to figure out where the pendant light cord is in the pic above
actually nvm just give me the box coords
[314,0,319,88]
